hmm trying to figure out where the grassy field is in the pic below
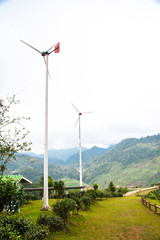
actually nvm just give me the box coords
[19,194,160,240]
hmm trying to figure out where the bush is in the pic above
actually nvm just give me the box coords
[85,189,97,200]
[112,192,123,197]
[96,189,104,198]
[69,196,82,214]
[68,190,81,199]
[103,190,113,198]
[37,213,65,232]
[23,227,48,240]
[93,183,98,191]
[0,215,48,240]
[81,195,92,210]
[54,181,65,199]
[117,187,129,194]
[0,224,21,240]
[108,181,116,192]
[53,198,77,221]
[24,193,40,201]
[0,178,25,213]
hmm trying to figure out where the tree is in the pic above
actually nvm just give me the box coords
[0,177,25,212]
[108,181,116,192]
[54,180,65,199]
[93,182,98,191]
[0,95,32,176]
[39,175,54,188]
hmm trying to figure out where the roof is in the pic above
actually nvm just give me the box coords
[2,175,32,185]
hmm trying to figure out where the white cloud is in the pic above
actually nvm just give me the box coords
[1,0,160,153]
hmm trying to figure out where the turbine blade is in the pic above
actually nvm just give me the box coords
[43,57,51,79]
[47,43,56,53]
[72,103,79,113]
[20,40,42,54]
[75,116,79,127]
[82,111,94,114]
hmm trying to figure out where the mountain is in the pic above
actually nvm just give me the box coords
[82,134,160,188]
[24,147,87,163]
[65,145,116,166]
[5,154,79,183]
[4,134,160,188]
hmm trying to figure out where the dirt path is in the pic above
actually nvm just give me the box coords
[123,186,158,197]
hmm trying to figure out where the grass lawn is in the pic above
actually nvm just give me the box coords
[17,199,56,221]
[19,195,160,240]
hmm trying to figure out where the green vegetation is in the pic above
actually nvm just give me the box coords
[4,134,160,188]
[0,95,31,176]
[147,189,160,202]
[0,177,25,213]
[0,215,48,240]
[83,134,160,188]
[12,193,160,239]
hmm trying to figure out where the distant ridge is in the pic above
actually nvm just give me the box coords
[65,145,116,166]
[5,134,160,188]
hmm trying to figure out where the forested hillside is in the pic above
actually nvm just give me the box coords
[82,134,160,188]
[4,134,160,188]
[65,146,115,166]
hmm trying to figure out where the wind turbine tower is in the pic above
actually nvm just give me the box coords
[72,104,93,188]
[21,40,60,210]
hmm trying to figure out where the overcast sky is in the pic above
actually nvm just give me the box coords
[1,0,160,153]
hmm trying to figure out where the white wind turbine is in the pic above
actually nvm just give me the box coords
[21,40,60,210]
[72,104,93,189]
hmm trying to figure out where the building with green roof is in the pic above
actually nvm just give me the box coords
[2,175,32,187]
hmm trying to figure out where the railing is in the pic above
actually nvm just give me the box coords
[23,186,85,191]
[141,196,160,215]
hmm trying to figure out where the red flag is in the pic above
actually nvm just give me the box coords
[55,42,60,53]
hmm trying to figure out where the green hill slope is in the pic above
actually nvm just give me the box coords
[65,146,115,166]
[83,134,160,188]
[4,134,160,188]
[5,155,79,183]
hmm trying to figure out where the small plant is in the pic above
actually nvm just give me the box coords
[53,198,77,221]
[0,215,48,240]
[37,213,65,232]
[54,180,65,199]
[108,181,116,193]
[81,195,92,210]
[93,183,98,191]
[96,189,104,198]
[70,196,82,214]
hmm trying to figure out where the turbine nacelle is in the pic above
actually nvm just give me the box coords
[41,51,48,56]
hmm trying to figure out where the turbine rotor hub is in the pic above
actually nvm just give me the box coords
[41,51,48,56]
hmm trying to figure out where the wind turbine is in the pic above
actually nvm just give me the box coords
[21,40,60,210]
[72,104,93,189]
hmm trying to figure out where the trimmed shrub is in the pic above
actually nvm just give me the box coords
[70,196,82,214]
[93,183,98,191]
[81,195,92,210]
[0,215,48,240]
[53,198,77,221]
[96,189,104,198]
[37,213,65,232]
[85,189,97,200]
[103,190,113,198]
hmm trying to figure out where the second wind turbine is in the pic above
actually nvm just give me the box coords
[72,104,93,189]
